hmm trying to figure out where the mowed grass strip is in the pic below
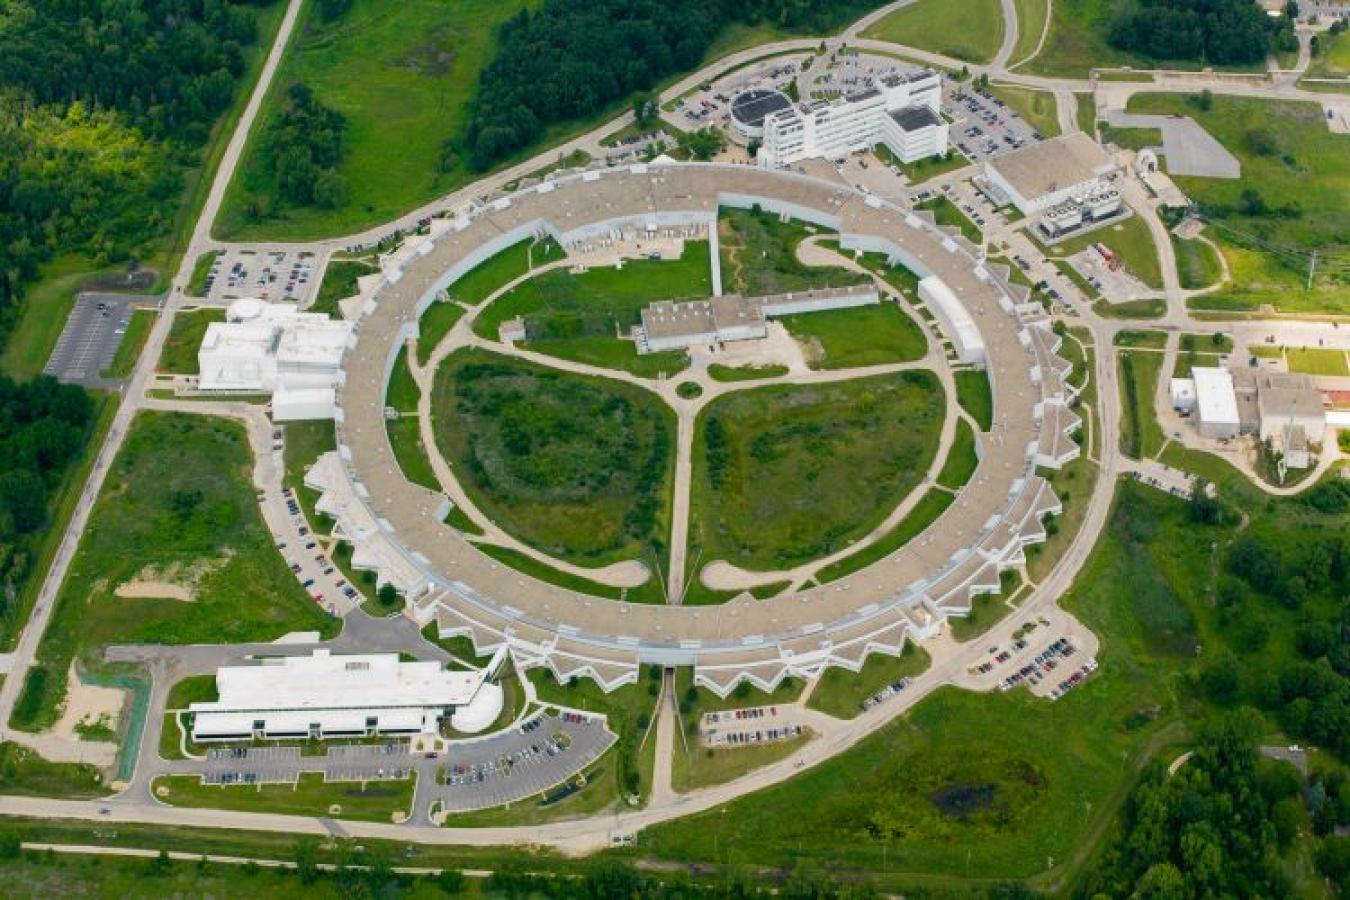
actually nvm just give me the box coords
[1286,347,1350,376]
[311,257,378,317]
[954,369,993,431]
[987,84,1061,137]
[814,488,954,585]
[430,349,674,567]
[937,418,979,491]
[152,772,414,823]
[861,0,1005,63]
[779,301,928,370]
[1118,349,1165,460]
[158,308,226,375]
[694,371,944,570]
[14,412,336,732]
[216,0,529,240]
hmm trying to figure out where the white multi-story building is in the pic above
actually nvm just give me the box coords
[189,649,507,741]
[197,298,353,420]
[758,69,948,168]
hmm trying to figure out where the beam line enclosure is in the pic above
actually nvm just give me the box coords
[314,163,1080,697]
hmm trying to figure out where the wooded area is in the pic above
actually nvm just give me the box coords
[1108,0,1296,65]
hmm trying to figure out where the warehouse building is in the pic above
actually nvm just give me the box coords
[1172,367,1326,451]
[189,649,507,742]
[197,298,352,420]
[982,132,1118,218]
[758,68,948,168]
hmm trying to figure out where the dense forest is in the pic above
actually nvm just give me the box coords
[260,84,348,209]
[0,377,94,625]
[1108,0,1297,65]
[0,0,271,338]
[459,0,881,170]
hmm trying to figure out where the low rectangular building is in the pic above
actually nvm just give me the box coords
[189,649,490,742]
[984,132,1118,217]
[637,285,878,353]
[1193,366,1240,439]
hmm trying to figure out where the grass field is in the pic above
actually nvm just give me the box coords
[216,0,531,240]
[102,309,156,379]
[1093,297,1167,320]
[874,144,970,183]
[806,645,931,719]
[430,350,675,567]
[1172,234,1224,290]
[387,417,440,493]
[1118,350,1165,460]
[954,369,993,431]
[474,241,711,341]
[311,258,377,317]
[153,772,413,823]
[13,413,336,732]
[672,669,805,793]
[1114,329,1166,349]
[187,251,219,297]
[719,209,865,296]
[415,300,465,366]
[987,84,1061,137]
[1043,214,1162,289]
[644,480,1199,884]
[1023,0,1162,77]
[779,301,928,370]
[861,0,1005,63]
[1306,27,1350,79]
[451,237,563,307]
[814,488,954,585]
[385,347,419,413]
[524,335,689,380]
[1076,92,1097,133]
[158,308,226,375]
[1124,94,1350,313]
[937,418,979,491]
[1286,347,1350,376]
[1009,0,1051,68]
[475,544,666,605]
[693,371,944,570]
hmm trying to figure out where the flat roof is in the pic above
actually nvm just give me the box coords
[988,132,1115,202]
[889,105,943,132]
[1193,366,1240,426]
[730,89,793,128]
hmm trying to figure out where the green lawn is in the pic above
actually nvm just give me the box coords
[0,742,106,799]
[449,237,561,307]
[216,0,531,240]
[385,346,419,412]
[386,417,440,493]
[1172,234,1224,290]
[158,308,225,375]
[987,84,1061,137]
[861,0,1005,63]
[1118,350,1165,460]
[954,369,993,431]
[1043,214,1162,290]
[416,300,466,366]
[1124,94,1350,313]
[1093,297,1167,320]
[311,258,377,317]
[806,645,931,719]
[474,241,712,341]
[1286,347,1350,377]
[153,772,414,823]
[187,251,219,297]
[948,572,1020,642]
[874,144,970,183]
[693,371,944,570]
[13,412,337,732]
[1114,329,1167,349]
[1076,92,1097,133]
[937,418,979,491]
[102,309,156,379]
[1009,0,1051,68]
[814,488,955,585]
[430,350,675,567]
[1306,27,1350,79]
[914,196,982,245]
[719,209,865,296]
[707,363,789,382]
[779,301,928,370]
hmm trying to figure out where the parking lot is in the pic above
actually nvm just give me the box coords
[434,711,616,814]
[189,741,414,786]
[45,293,160,388]
[667,55,809,131]
[699,704,811,748]
[947,83,1044,165]
[195,248,320,305]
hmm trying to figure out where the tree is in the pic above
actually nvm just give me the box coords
[293,838,320,885]
[684,127,726,161]
[632,93,658,129]
[377,582,402,610]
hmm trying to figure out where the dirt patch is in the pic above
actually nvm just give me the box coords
[394,25,460,75]
[50,663,124,747]
[83,268,158,292]
[115,580,193,602]
[928,781,999,819]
